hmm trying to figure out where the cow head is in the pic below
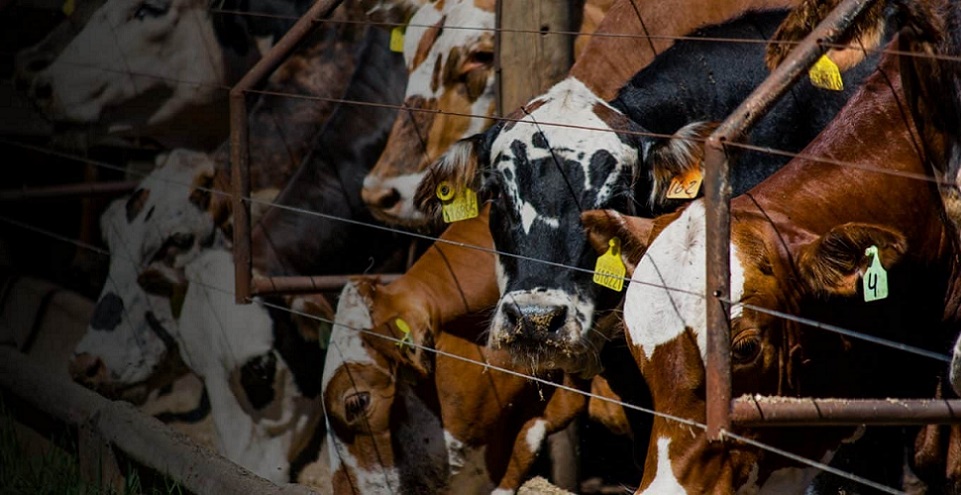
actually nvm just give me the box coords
[413,76,716,375]
[323,280,449,494]
[27,0,249,131]
[361,0,496,228]
[71,149,227,397]
[622,200,916,493]
[358,0,428,24]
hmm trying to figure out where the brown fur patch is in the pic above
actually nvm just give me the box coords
[413,16,446,70]
[645,121,718,207]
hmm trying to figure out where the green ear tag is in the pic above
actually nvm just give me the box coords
[863,245,888,302]
[437,182,479,223]
[593,237,626,292]
[394,318,413,349]
[390,27,405,53]
[809,54,844,91]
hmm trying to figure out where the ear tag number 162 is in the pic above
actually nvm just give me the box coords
[863,245,888,302]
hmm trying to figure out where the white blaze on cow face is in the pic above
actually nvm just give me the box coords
[485,77,638,374]
[73,150,220,393]
[30,0,227,128]
[362,0,497,227]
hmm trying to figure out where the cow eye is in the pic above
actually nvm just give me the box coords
[468,50,494,67]
[344,391,371,424]
[134,0,169,19]
[169,232,195,250]
[732,328,762,364]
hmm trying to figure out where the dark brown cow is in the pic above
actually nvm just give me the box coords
[608,1,961,491]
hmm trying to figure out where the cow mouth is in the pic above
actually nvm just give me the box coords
[491,331,602,377]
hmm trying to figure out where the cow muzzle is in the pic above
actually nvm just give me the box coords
[69,352,108,390]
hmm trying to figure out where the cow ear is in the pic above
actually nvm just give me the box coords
[640,121,717,210]
[764,0,889,72]
[581,210,655,276]
[414,130,493,221]
[285,294,335,348]
[797,223,907,298]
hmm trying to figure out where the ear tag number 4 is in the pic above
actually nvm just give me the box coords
[863,245,888,302]
[437,181,478,223]
[809,54,844,91]
[593,237,626,292]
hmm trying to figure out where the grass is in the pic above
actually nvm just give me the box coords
[0,398,185,495]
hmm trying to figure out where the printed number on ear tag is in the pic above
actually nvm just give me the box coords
[395,318,413,349]
[666,168,703,200]
[863,245,888,302]
[593,237,626,292]
[809,54,844,91]
[62,0,75,16]
[437,182,478,223]
[390,27,405,53]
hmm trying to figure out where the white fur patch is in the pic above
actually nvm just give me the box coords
[363,171,428,222]
[624,201,747,361]
[525,419,548,453]
[639,437,686,494]
[322,282,381,390]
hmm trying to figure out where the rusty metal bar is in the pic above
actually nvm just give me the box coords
[250,274,403,296]
[229,0,345,304]
[0,181,139,201]
[732,397,961,426]
[703,0,878,441]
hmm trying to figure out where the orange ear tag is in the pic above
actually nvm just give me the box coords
[390,27,405,53]
[437,181,478,223]
[666,168,703,200]
[862,245,888,302]
[593,237,626,292]
[809,54,844,91]
[394,318,413,349]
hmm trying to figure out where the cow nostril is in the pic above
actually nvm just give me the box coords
[69,353,105,385]
[503,304,522,330]
[545,306,567,334]
[365,187,401,210]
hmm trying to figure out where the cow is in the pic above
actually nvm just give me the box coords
[68,15,398,397]
[361,0,801,229]
[137,246,328,484]
[610,0,961,491]
[21,0,317,149]
[322,207,599,494]
[412,8,884,376]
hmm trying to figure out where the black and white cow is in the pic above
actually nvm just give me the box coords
[415,8,886,374]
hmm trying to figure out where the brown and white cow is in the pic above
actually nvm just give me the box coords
[615,2,961,492]
[322,208,597,494]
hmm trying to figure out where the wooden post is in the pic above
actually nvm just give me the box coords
[496,0,579,115]
[78,421,126,493]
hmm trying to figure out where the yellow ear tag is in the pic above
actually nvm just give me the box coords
[394,318,413,349]
[809,54,844,91]
[437,181,478,223]
[62,0,76,16]
[862,245,888,302]
[390,27,405,53]
[666,168,703,200]
[593,237,626,292]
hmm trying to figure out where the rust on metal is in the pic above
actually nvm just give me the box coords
[229,0,346,304]
[251,274,403,296]
[702,0,879,440]
[0,181,139,201]
[732,396,961,426]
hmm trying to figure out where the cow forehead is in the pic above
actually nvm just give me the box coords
[491,78,637,207]
[404,0,495,99]
[322,283,382,390]
[624,201,747,362]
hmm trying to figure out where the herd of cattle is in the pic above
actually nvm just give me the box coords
[11,0,961,492]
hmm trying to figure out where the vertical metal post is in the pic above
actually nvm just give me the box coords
[702,0,879,440]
